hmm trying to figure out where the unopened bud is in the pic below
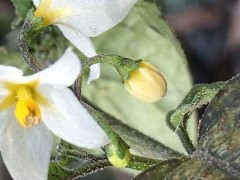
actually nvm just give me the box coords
[124,61,167,103]
[106,144,130,168]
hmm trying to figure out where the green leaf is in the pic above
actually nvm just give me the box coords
[135,0,186,62]
[165,158,234,179]
[198,74,240,174]
[83,0,195,154]
[134,158,187,179]
[10,0,33,28]
[199,74,240,140]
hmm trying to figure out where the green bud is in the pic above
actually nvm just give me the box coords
[106,143,130,168]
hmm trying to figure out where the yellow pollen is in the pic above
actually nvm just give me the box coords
[34,0,71,26]
[15,86,41,128]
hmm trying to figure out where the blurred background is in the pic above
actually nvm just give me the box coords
[0,0,240,179]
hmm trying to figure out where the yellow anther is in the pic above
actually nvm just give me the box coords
[34,0,71,26]
[15,86,41,128]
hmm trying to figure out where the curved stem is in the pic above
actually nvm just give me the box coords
[18,19,42,72]
[176,126,195,155]
[18,9,45,72]
[73,54,140,99]
[166,115,195,155]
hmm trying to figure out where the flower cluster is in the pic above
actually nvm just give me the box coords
[0,0,168,179]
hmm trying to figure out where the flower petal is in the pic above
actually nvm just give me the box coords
[0,107,13,137]
[0,85,9,97]
[32,0,39,6]
[57,25,97,57]
[27,47,81,86]
[0,115,53,180]
[55,0,138,37]
[38,85,109,148]
[88,63,101,83]
[0,65,23,81]
[56,26,100,82]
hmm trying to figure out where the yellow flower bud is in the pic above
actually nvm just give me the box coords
[106,144,130,168]
[124,61,167,103]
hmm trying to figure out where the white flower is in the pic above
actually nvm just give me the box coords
[32,0,138,82]
[0,48,109,180]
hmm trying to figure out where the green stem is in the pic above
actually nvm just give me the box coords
[18,9,46,72]
[73,54,140,99]
[166,116,195,155]
[18,18,41,72]
[73,55,143,159]
[176,126,195,155]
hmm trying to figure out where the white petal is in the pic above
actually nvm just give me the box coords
[0,107,13,137]
[27,47,81,86]
[0,65,23,81]
[0,117,53,180]
[0,84,9,97]
[88,63,101,83]
[57,25,97,57]
[32,0,39,6]
[0,65,31,85]
[38,85,109,148]
[55,0,138,37]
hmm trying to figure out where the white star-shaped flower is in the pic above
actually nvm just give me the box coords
[32,0,138,82]
[0,48,109,180]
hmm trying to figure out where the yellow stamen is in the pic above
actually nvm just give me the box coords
[15,86,41,128]
[34,0,71,26]
[0,80,48,128]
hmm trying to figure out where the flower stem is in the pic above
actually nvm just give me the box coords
[176,126,195,155]
[73,54,140,99]
[18,9,46,72]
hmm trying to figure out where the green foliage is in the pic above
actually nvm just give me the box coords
[167,82,225,129]
[133,74,240,179]
[6,0,240,179]
[134,158,188,179]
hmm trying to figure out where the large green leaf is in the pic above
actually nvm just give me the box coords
[165,158,233,179]
[83,0,195,154]
[134,158,235,179]
[134,158,187,179]
[198,74,240,172]
[133,74,240,179]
